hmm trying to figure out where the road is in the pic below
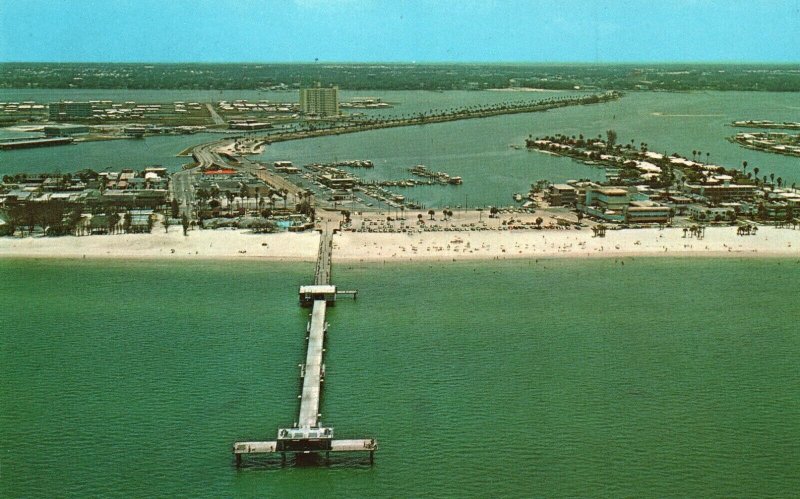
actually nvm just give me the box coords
[170,167,199,217]
[191,139,231,168]
[206,103,226,126]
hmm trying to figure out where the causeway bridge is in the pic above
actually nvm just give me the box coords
[232,229,374,465]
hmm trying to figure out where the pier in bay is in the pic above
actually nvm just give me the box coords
[232,229,375,466]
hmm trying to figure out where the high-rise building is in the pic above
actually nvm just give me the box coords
[49,101,93,121]
[299,85,339,117]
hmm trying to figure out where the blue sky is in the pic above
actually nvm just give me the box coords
[1,0,799,63]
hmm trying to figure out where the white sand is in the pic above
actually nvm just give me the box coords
[2,226,800,262]
[332,226,800,262]
[0,229,319,261]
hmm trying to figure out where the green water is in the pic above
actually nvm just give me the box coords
[2,258,799,497]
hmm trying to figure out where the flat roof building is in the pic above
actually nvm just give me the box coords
[625,201,671,224]
[319,172,356,190]
[546,184,578,206]
[300,85,339,117]
[49,102,92,121]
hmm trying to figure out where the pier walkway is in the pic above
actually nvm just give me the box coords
[233,230,375,465]
[299,299,326,428]
[315,229,333,285]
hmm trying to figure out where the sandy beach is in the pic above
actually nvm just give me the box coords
[2,226,800,262]
[0,228,319,261]
[332,226,800,261]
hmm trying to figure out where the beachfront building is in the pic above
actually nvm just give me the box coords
[300,85,339,117]
[580,185,669,223]
[625,201,671,224]
[688,205,737,222]
[546,184,578,206]
[581,186,629,222]
[682,175,757,204]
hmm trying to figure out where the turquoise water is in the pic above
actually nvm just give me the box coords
[0,133,210,173]
[2,258,799,497]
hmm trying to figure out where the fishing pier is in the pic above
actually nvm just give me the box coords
[233,229,375,465]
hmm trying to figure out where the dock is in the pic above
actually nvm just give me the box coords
[233,229,375,466]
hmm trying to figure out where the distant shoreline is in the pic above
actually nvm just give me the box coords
[486,87,565,92]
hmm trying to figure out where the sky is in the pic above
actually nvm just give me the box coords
[1,0,799,63]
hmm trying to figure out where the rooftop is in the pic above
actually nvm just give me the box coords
[299,285,337,294]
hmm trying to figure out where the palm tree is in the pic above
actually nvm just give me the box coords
[108,212,120,235]
[753,167,760,179]
[428,209,435,220]
[280,188,289,209]
[239,185,249,211]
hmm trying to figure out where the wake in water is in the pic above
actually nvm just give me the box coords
[651,112,725,117]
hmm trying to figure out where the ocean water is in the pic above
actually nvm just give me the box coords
[2,257,799,497]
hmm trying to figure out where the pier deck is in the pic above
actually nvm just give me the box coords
[315,229,333,285]
[233,229,375,465]
[299,300,326,428]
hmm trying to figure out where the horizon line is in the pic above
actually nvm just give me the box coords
[2,60,799,66]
